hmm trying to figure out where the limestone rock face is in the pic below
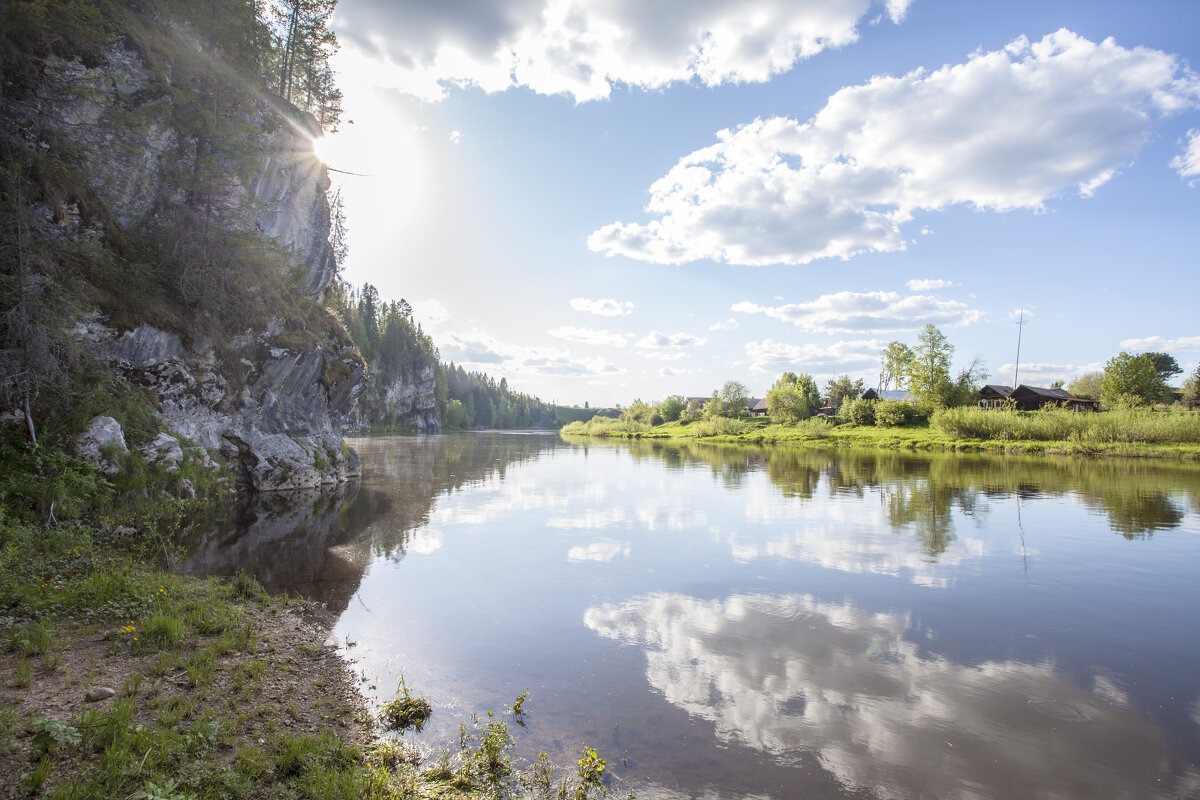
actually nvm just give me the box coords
[74,416,128,475]
[91,323,364,492]
[350,362,442,433]
[20,44,335,297]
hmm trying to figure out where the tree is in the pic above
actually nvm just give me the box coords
[1143,352,1183,384]
[715,380,750,418]
[1182,365,1200,410]
[1100,352,1166,407]
[681,398,704,422]
[946,357,988,407]
[879,341,914,391]
[659,395,686,422]
[1067,371,1103,400]
[825,375,865,409]
[904,325,955,407]
[766,372,820,424]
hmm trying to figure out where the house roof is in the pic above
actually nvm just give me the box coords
[864,389,912,402]
[1011,385,1098,404]
[981,384,1014,397]
[749,397,768,411]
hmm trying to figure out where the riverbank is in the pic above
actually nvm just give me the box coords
[561,408,1200,459]
[0,443,607,799]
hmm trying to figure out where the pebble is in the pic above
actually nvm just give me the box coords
[85,686,117,702]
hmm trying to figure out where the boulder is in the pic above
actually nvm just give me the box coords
[74,416,127,475]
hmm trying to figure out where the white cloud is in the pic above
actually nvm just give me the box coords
[732,291,982,333]
[334,0,911,103]
[411,298,449,325]
[744,338,885,375]
[995,362,1106,385]
[547,326,632,348]
[1172,129,1200,184]
[570,297,634,317]
[636,330,708,360]
[906,278,952,291]
[448,129,462,144]
[589,30,1200,266]
[1118,335,1200,352]
[708,318,739,331]
[658,366,701,378]
[440,330,624,377]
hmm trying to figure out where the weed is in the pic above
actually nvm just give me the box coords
[14,655,32,687]
[131,777,191,800]
[379,673,432,732]
[141,612,185,646]
[26,757,53,793]
[30,715,81,754]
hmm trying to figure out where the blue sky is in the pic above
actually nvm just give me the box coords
[318,0,1200,407]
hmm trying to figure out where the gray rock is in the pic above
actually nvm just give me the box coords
[141,432,184,472]
[85,687,117,702]
[74,416,127,475]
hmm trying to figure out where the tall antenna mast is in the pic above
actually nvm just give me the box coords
[1013,309,1028,387]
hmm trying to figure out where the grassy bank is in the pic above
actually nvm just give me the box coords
[561,407,1200,459]
[0,436,614,799]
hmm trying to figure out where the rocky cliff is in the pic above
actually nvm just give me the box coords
[3,38,366,490]
[349,363,442,433]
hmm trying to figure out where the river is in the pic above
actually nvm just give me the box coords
[184,432,1200,799]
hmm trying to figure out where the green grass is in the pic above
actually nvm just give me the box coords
[560,408,1200,459]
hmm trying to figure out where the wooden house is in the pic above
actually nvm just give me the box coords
[748,398,769,417]
[1009,385,1098,412]
[978,384,1013,409]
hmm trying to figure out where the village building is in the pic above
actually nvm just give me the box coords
[1008,385,1098,412]
[860,388,914,402]
[979,384,1014,409]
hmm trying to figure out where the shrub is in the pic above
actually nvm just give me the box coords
[874,400,914,427]
[842,397,876,426]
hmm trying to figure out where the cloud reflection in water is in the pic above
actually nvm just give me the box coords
[585,592,1196,799]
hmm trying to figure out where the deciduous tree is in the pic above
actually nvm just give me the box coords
[904,325,954,407]
[1100,352,1165,407]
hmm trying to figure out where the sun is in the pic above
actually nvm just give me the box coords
[311,136,331,165]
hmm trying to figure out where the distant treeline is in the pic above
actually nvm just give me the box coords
[332,282,558,430]
[442,365,560,430]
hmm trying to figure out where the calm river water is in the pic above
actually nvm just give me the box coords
[185,432,1200,799]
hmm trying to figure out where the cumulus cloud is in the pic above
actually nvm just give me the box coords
[1172,129,1200,184]
[1118,335,1200,352]
[732,291,982,333]
[448,129,462,144]
[547,326,632,347]
[589,30,1200,266]
[411,298,449,325]
[906,278,952,291]
[584,592,1190,799]
[658,366,700,378]
[571,297,635,317]
[636,330,708,360]
[744,338,885,375]
[440,330,624,376]
[996,362,1105,385]
[333,0,911,103]
[708,318,739,331]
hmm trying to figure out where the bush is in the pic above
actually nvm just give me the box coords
[842,397,876,426]
[874,400,914,427]
[931,405,1200,444]
[688,417,750,437]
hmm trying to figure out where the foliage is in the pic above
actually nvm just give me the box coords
[659,395,686,422]
[766,372,820,424]
[842,397,876,426]
[718,380,751,418]
[904,325,955,407]
[687,416,751,437]
[441,362,559,430]
[379,674,432,732]
[1068,371,1104,400]
[879,341,914,391]
[1182,365,1200,410]
[1101,352,1167,408]
[29,716,81,754]
[1143,352,1183,384]
[875,399,916,427]
[932,405,1200,444]
[825,375,865,409]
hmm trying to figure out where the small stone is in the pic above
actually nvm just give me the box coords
[85,686,117,702]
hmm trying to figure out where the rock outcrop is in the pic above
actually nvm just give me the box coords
[86,321,364,491]
[7,42,367,490]
[350,362,442,433]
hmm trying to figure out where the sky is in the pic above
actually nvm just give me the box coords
[315,0,1200,407]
